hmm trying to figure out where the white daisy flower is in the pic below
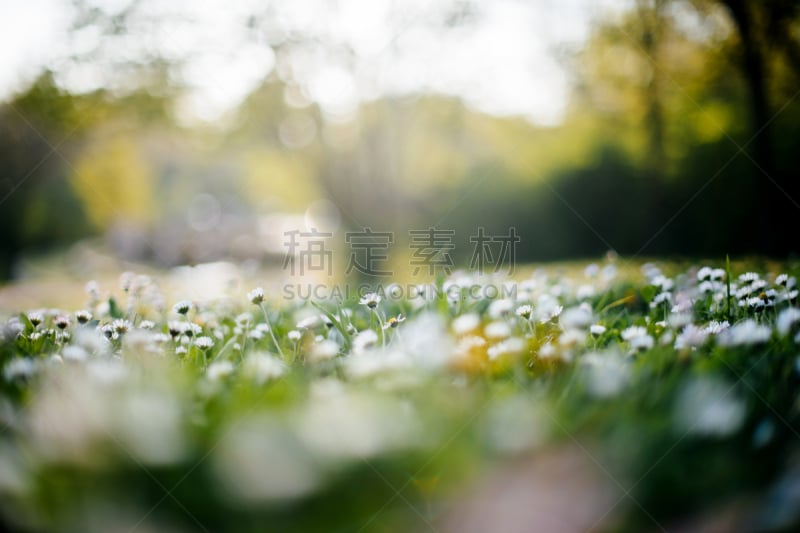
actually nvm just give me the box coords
[195,336,214,349]
[287,330,302,342]
[674,324,709,350]
[27,312,44,327]
[576,284,596,300]
[697,266,713,281]
[247,287,264,305]
[75,310,93,324]
[296,315,321,329]
[704,320,730,335]
[309,340,340,362]
[382,314,406,330]
[560,306,593,330]
[538,305,564,324]
[515,304,533,320]
[243,353,287,383]
[112,319,132,334]
[538,342,557,359]
[717,320,771,347]
[172,300,192,315]
[489,299,515,319]
[776,307,800,337]
[359,292,381,309]
[590,324,607,336]
[485,321,512,340]
[650,292,672,308]
[207,360,234,381]
[452,313,481,335]
[4,358,37,381]
[487,337,526,360]
[621,326,653,351]
[247,329,265,340]
[559,329,586,348]
[352,329,379,355]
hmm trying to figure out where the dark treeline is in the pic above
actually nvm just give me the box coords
[1,0,799,279]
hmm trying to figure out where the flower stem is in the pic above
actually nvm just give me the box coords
[259,302,285,357]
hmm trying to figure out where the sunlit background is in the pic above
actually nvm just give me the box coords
[1,0,799,284]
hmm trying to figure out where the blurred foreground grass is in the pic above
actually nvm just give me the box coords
[1,257,800,532]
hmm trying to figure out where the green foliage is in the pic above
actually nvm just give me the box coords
[0,260,799,531]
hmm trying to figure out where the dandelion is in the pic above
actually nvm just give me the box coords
[247,287,264,305]
[173,300,192,315]
[359,292,381,309]
[75,310,92,324]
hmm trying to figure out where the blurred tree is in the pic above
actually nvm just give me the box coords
[711,0,800,252]
[0,76,92,278]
